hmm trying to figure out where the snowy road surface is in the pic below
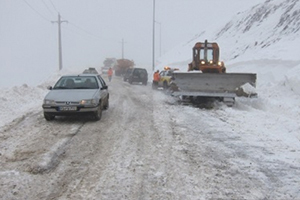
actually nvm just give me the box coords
[0,75,300,200]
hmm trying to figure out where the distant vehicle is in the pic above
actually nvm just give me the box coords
[82,67,99,74]
[158,67,179,89]
[42,74,109,121]
[123,68,133,82]
[115,59,135,76]
[172,40,257,106]
[125,68,148,85]
[101,66,110,75]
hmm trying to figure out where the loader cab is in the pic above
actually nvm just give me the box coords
[189,40,226,73]
[193,41,219,64]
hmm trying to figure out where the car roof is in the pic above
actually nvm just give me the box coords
[133,68,147,72]
[133,67,147,70]
[62,74,99,77]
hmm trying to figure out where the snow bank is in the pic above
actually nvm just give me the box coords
[0,84,47,127]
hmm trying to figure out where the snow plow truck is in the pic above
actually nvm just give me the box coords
[171,40,257,106]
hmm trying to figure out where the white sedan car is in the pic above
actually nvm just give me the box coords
[42,74,109,121]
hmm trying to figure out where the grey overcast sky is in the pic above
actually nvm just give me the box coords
[0,0,262,85]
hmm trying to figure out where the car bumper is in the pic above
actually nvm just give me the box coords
[42,105,98,115]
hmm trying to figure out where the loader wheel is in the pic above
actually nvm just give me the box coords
[169,83,178,92]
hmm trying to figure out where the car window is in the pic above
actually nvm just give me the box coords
[97,75,106,88]
[53,76,99,89]
[166,71,173,76]
[140,69,147,74]
[135,69,147,75]
[126,69,133,75]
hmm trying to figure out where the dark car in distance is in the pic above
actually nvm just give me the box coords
[83,67,99,74]
[123,68,133,82]
[123,68,148,85]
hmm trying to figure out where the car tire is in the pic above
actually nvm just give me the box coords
[94,104,102,121]
[104,98,109,110]
[44,112,55,121]
[163,81,168,90]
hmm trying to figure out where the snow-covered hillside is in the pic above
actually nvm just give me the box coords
[158,0,300,68]
[216,0,300,62]
[1,1,300,199]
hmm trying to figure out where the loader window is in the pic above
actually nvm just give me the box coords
[207,49,213,61]
[199,49,214,61]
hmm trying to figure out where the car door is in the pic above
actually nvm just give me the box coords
[97,75,108,105]
[158,71,166,87]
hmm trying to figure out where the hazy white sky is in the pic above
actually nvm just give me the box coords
[0,0,263,86]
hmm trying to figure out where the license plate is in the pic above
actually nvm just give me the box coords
[59,106,77,111]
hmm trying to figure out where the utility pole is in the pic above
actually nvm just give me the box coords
[52,13,67,70]
[120,38,125,59]
[155,21,162,57]
[152,0,155,71]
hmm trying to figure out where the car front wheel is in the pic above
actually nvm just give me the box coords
[163,81,168,89]
[44,112,55,121]
[128,78,133,84]
[94,104,102,121]
[104,98,109,110]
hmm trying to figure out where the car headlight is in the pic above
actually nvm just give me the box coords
[43,99,55,105]
[201,61,205,65]
[80,99,97,105]
[209,60,213,64]
[218,61,222,66]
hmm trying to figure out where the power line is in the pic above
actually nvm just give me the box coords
[22,0,51,22]
[49,0,59,13]
[67,21,117,42]
[41,0,55,17]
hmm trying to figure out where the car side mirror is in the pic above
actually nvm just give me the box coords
[47,86,53,90]
[101,85,108,90]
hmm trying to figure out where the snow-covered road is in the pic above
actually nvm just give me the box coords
[0,70,300,199]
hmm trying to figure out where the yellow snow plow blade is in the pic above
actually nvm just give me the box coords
[172,72,257,98]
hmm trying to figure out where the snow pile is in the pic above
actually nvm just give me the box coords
[284,64,300,95]
[0,68,81,128]
[0,84,47,127]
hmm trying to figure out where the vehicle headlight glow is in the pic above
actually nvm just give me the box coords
[43,99,55,105]
[201,61,205,65]
[218,61,222,66]
[209,60,213,64]
[80,99,97,105]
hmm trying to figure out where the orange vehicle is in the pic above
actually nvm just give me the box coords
[158,66,179,89]
[188,40,226,73]
[171,40,257,106]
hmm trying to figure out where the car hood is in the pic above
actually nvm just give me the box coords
[45,89,98,101]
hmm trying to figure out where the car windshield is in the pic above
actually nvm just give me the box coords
[53,76,99,89]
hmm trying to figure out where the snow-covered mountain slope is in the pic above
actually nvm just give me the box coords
[216,0,300,62]
[158,0,300,69]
